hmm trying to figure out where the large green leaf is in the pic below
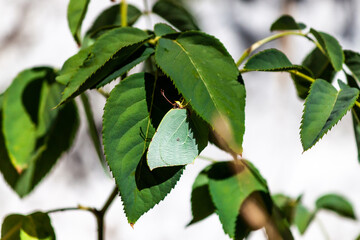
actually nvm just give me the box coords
[152,0,199,31]
[0,101,79,197]
[207,161,269,238]
[57,27,150,106]
[86,3,142,37]
[67,0,90,45]
[188,166,215,225]
[316,194,356,220]
[294,204,314,235]
[300,79,359,151]
[310,29,344,71]
[244,48,299,72]
[103,73,183,224]
[155,31,245,154]
[291,47,335,99]
[2,68,57,171]
[270,15,306,31]
[344,50,360,82]
[1,212,55,240]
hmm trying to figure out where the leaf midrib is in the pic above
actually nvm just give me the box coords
[172,39,220,117]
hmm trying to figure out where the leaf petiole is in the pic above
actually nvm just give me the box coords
[236,31,307,67]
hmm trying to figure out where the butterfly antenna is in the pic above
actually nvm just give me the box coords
[160,89,175,106]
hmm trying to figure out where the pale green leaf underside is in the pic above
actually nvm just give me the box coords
[57,27,150,106]
[316,194,356,220]
[208,161,268,238]
[67,0,90,45]
[103,73,183,223]
[300,79,359,151]
[310,29,344,72]
[155,32,245,154]
[244,48,298,71]
[2,69,48,170]
[147,108,198,170]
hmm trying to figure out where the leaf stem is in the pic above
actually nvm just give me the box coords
[288,70,315,83]
[121,0,128,27]
[236,31,307,67]
[100,186,119,214]
[46,205,92,214]
[316,217,330,240]
[97,89,110,98]
[80,93,107,170]
[197,155,218,163]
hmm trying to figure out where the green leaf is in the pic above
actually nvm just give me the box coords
[95,45,155,88]
[344,50,360,82]
[294,204,314,235]
[310,29,344,71]
[155,31,245,154]
[304,48,336,81]
[103,73,183,224]
[291,48,335,99]
[270,15,306,31]
[154,23,177,37]
[207,161,268,238]
[300,79,359,151]
[0,101,79,197]
[152,0,200,31]
[316,193,356,220]
[147,108,204,170]
[244,49,299,71]
[1,212,55,240]
[57,27,150,106]
[2,68,55,171]
[272,194,297,224]
[67,0,90,45]
[86,3,142,38]
[188,166,215,225]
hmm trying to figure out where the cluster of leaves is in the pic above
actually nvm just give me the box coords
[1,1,360,239]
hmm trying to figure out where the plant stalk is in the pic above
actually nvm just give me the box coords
[46,187,119,240]
[121,0,128,27]
[316,217,330,240]
[197,155,218,163]
[236,31,307,67]
[97,89,110,98]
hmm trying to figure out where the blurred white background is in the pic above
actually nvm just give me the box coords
[0,0,360,239]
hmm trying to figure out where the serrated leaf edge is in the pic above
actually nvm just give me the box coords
[300,79,359,151]
[57,28,151,106]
